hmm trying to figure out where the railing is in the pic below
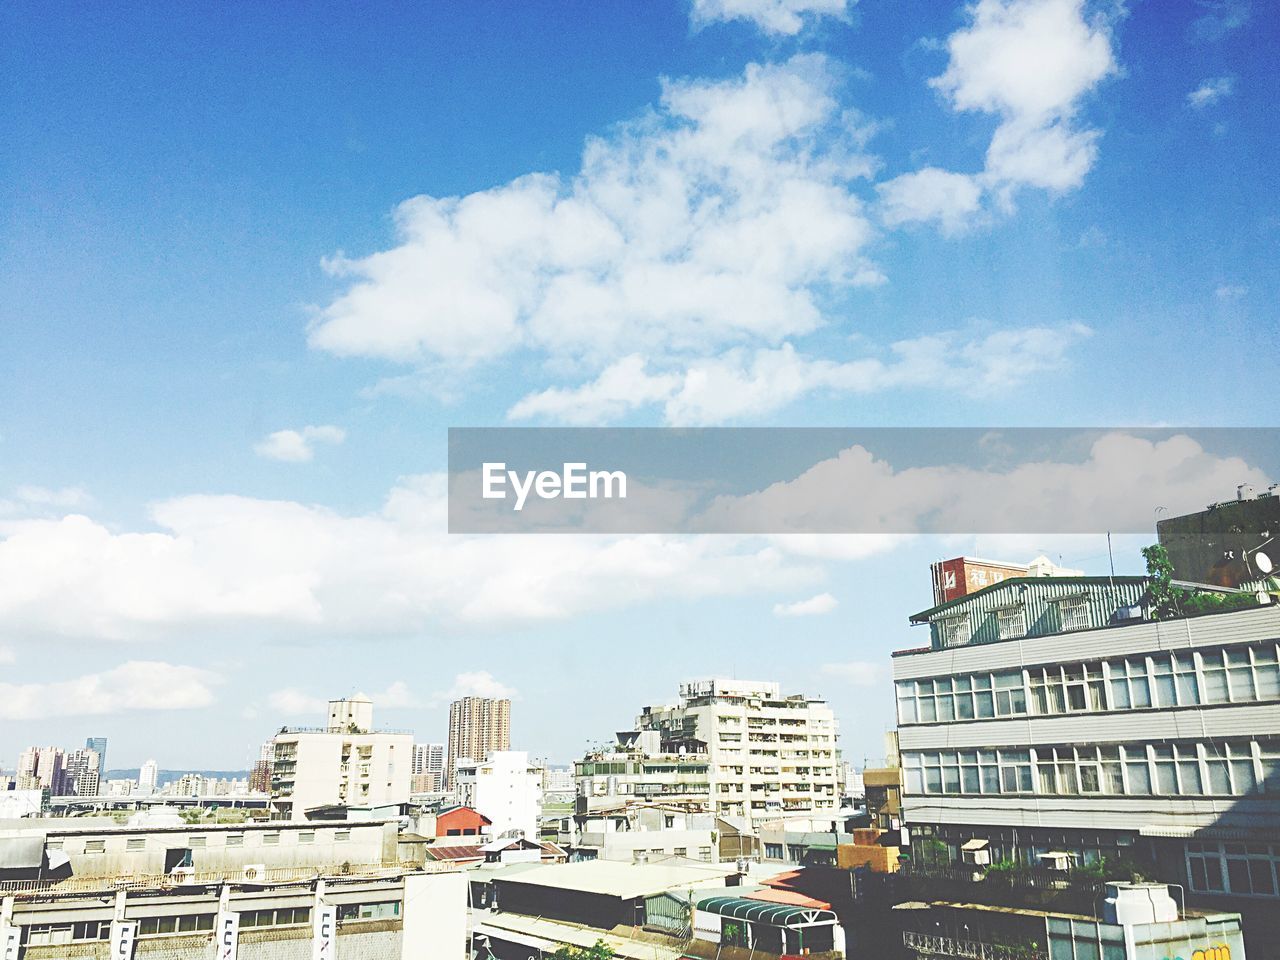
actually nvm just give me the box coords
[903,931,1048,960]
[0,861,457,897]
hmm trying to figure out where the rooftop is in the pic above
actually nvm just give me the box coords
[490,858,736,899]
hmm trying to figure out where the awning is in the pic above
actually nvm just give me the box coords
[45,849,71,870]
[696,896,837,927]
[961,839,989,851]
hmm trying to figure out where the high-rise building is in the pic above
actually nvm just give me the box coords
[138,758,159,795]
[17,746,67,794]
[447,697,510,788]
[249,739,274,793]
[585,678,839,823]
[412,742,446,792]
[893,572,1280,947]
[62,748,101,796]
[270,695,413,820]
[84,737,107,778]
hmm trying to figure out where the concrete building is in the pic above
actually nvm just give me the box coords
[930,554,1083,605]
[632,679,840,822]
[572,806,719,863]
[446,696,509,789]
[453,751,542,841]
[270,697,412,821]
[411,742,445,793]
[0,816,400,881]
[16,748,64,795]
[0,867,466,960]
[137,759,159,795]
[60,748,101,797]
[894,574,1280,950]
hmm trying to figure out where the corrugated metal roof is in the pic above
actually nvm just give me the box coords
[696,895,836,926]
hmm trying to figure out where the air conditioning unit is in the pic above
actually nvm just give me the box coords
[241,864,267,882]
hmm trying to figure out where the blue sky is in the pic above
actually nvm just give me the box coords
[0,0,1276,771]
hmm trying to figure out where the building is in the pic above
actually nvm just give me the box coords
[893,572,1280,951]
[60,748,101,797]
[897,885,1246,960]
[572,805,719,863]
[929,555,1084,605]
[84,742,106,783]
[138,759,159,795]
[1157,484,1280,587]
[248,741,272,794]
[629,679,840,822]
[411,742,445,792]
[453,751,542,841]
[446,696,510,788]
[16,747,65,794]
[0,867,465,960]
[864,731,903,832]
[270,696,413,821]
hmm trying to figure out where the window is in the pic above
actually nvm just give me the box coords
[188,835,206,848]
[938,614,971,647]
[226,834,244,847]
[262,832,280,845]
[337,901,401,922]
[1056,595,1090,631]
[84,840,106,854]
[996,605,1026,640]
[334,830,351,842]
[238,907,310,928]
[127,838,146,852]
[993,672,1026,716]
[298,831,315,844]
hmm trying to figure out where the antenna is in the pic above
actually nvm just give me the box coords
[1106,532,1117,600]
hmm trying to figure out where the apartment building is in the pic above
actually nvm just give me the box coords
[411,742,445,793]
[270,697,412,821]
[893,575,1280,946]
[633,679,839,822]
[453,751,542,841]
[446,696,510,789]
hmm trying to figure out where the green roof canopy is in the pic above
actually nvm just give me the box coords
[695,896,835,927]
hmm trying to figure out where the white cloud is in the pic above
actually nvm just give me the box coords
[1,486,93,518]
[310,56,878,376]
[510,325,1091,425]
[0,661,218,720]
[1187,76,1235,109]
[690,0,852,35]
[774,592,839,616]
[820,660,882,685]
[268,687,327,717]
[889,0,1116,230]
[376,681,419,709]
[0,475,821,642]
[254,425,347,463]
[696,433,1272,534]
[1215,283,1247,300]
[1189,0,1249,42]
[878,167,983,233]
[0,645,14,665]
[439,671,518,703]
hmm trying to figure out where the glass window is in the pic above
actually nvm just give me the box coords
[1254,644,1280,699]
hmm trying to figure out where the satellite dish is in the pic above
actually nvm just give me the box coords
[1256,551,1274,575]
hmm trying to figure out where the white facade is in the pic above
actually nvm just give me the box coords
[271,698,412,820]
[634,679,840,822]
[453,751,543,841]
[138,759,158,795]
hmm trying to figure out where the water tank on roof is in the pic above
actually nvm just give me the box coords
[1102,883,1178,925]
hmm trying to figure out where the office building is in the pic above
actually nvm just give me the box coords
[270,696,413,820]
[893,572,1280,949]
[16,747,65,794]
[629,678,839,822]
[446,696,509,788]
[248,741,273,794]
[84,737,107,779]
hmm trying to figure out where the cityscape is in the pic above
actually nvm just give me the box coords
[2,485,1278,959]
